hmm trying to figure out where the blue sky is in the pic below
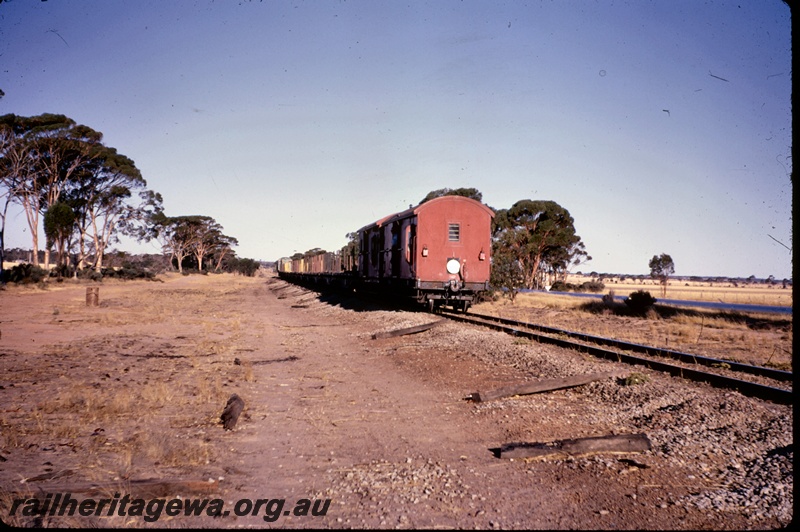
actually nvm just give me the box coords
[0,0,792,278]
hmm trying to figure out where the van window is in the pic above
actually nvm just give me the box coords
[448,223,460,242]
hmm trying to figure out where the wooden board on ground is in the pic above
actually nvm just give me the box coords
[467,370,626,402]
[496,433,652,460]
[372,319,447,340]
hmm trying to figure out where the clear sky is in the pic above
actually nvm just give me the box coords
[0,0,792,278]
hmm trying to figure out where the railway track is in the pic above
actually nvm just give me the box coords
[439,309,793,405]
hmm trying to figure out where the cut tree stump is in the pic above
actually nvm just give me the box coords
[85,287,99,306]
[220,394,245,430]
[466,370,626,402]
[495,433,652,460]
[372,319,446,340]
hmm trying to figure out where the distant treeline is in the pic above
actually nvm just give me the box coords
[1,113,263,283]
[2,247,261,281]
[576,272,791,287]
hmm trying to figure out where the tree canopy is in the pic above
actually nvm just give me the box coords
[492,199,589,291]
[0,113,161,273]
[419,187,483,204]
[1,113,257,281]
[153,215,238,273]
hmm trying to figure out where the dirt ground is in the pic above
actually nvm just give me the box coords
[0,272,792,529]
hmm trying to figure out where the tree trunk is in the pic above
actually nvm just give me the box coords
[214,252,225,271]
[0,196,7,275]
[93,234,104,272]
[22,202,41,267]
[30,230,39,266]
[95,247,104,272]
[76,228,87,271]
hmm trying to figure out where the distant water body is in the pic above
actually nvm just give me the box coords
[528,290,792,315]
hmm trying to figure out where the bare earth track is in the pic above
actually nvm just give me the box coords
[0,273,792,528]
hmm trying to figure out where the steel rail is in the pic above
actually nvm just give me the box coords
[440,311,792,405]
[463,311,792,382]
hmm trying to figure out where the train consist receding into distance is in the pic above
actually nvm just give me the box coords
[277,196,495,311]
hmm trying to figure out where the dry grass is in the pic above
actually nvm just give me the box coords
[476,288,792,371]
[565,274,792,307]
[0,273,269,528]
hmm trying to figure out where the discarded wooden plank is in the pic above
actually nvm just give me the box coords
[372,319,446,340]
[12,478,219,498]
[466,370,626,402]
[270,284,292,292]
[220,394,245,430]
[496,433,651,460]
[21,469,76,483]
[252,355,299,365]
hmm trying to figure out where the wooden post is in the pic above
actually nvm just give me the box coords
[85,287,99,306]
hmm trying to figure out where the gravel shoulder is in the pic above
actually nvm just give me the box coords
[0,273,792,529]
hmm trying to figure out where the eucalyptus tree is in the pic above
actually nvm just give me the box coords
[68,145,161,272]
[187,216,227,272]
[540,238,591,287]
[0,124,30,272]
[154,215,231,273]
[489,251,525,302]
[152,215,196,273]
[649,253,675,297]
[210,233,238,272]
[492,200,587,290]
[43,201,75,272]
[1,115,45,265]
[0,113,101,267]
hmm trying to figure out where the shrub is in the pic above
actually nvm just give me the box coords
[103,267,155,280]
[48,264,73,278]
[602,290,616,306]
[6,263,48,284]
[550,280,569,292]
[625,290,657,314]
[579,280,605,293]
[490,253,525,301]
[75,268,103,281]
[622,372,650,386]
[231,258,260,277]
[550,280,578,292]
[180,268,208,276]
